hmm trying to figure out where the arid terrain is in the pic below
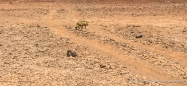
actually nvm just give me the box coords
[0,0,187,86]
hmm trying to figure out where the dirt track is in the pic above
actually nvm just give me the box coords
[0,1,187,86]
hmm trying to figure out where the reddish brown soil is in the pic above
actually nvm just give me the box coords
[0,0,187,86]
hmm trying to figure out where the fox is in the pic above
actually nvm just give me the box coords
[75,21,89,30]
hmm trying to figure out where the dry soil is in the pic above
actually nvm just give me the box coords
[0,0,187,86]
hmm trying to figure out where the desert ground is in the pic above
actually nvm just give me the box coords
[0,0,187,86]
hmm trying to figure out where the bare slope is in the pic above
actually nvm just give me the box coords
[0,2,187,86]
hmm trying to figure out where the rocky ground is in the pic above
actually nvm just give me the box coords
[0,1,187,86]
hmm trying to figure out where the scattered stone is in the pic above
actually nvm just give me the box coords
[100,63,106,68]
[36,24,40,27]
[71,51,78,57]
[67,50,78,57]
[4,62,9,64]
[132,25,141,28]
[135,35,143,38]
[29,25,34,28]
[9,2,12,4]
[34,44,38,47]
[183,75,187,79]
[183,27,187,32]
[0,30,2,34]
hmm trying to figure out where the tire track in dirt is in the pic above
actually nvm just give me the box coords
[54,25,187,86]
[63,24,187,84]
[60,18,187,79]
[88,24,187,71]
[51,24,172,80]
[38,9,187,86]
[90,24,187,67]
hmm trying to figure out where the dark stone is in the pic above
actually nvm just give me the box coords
[136,35,143,38]
[9,53,12,55]
[100,64,106,68]
[71,51,77,57]
[67,50,78,57]
[67,50,72,57]
[34,44,38,47]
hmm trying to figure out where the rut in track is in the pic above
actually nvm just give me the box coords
[36,8,187,86]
